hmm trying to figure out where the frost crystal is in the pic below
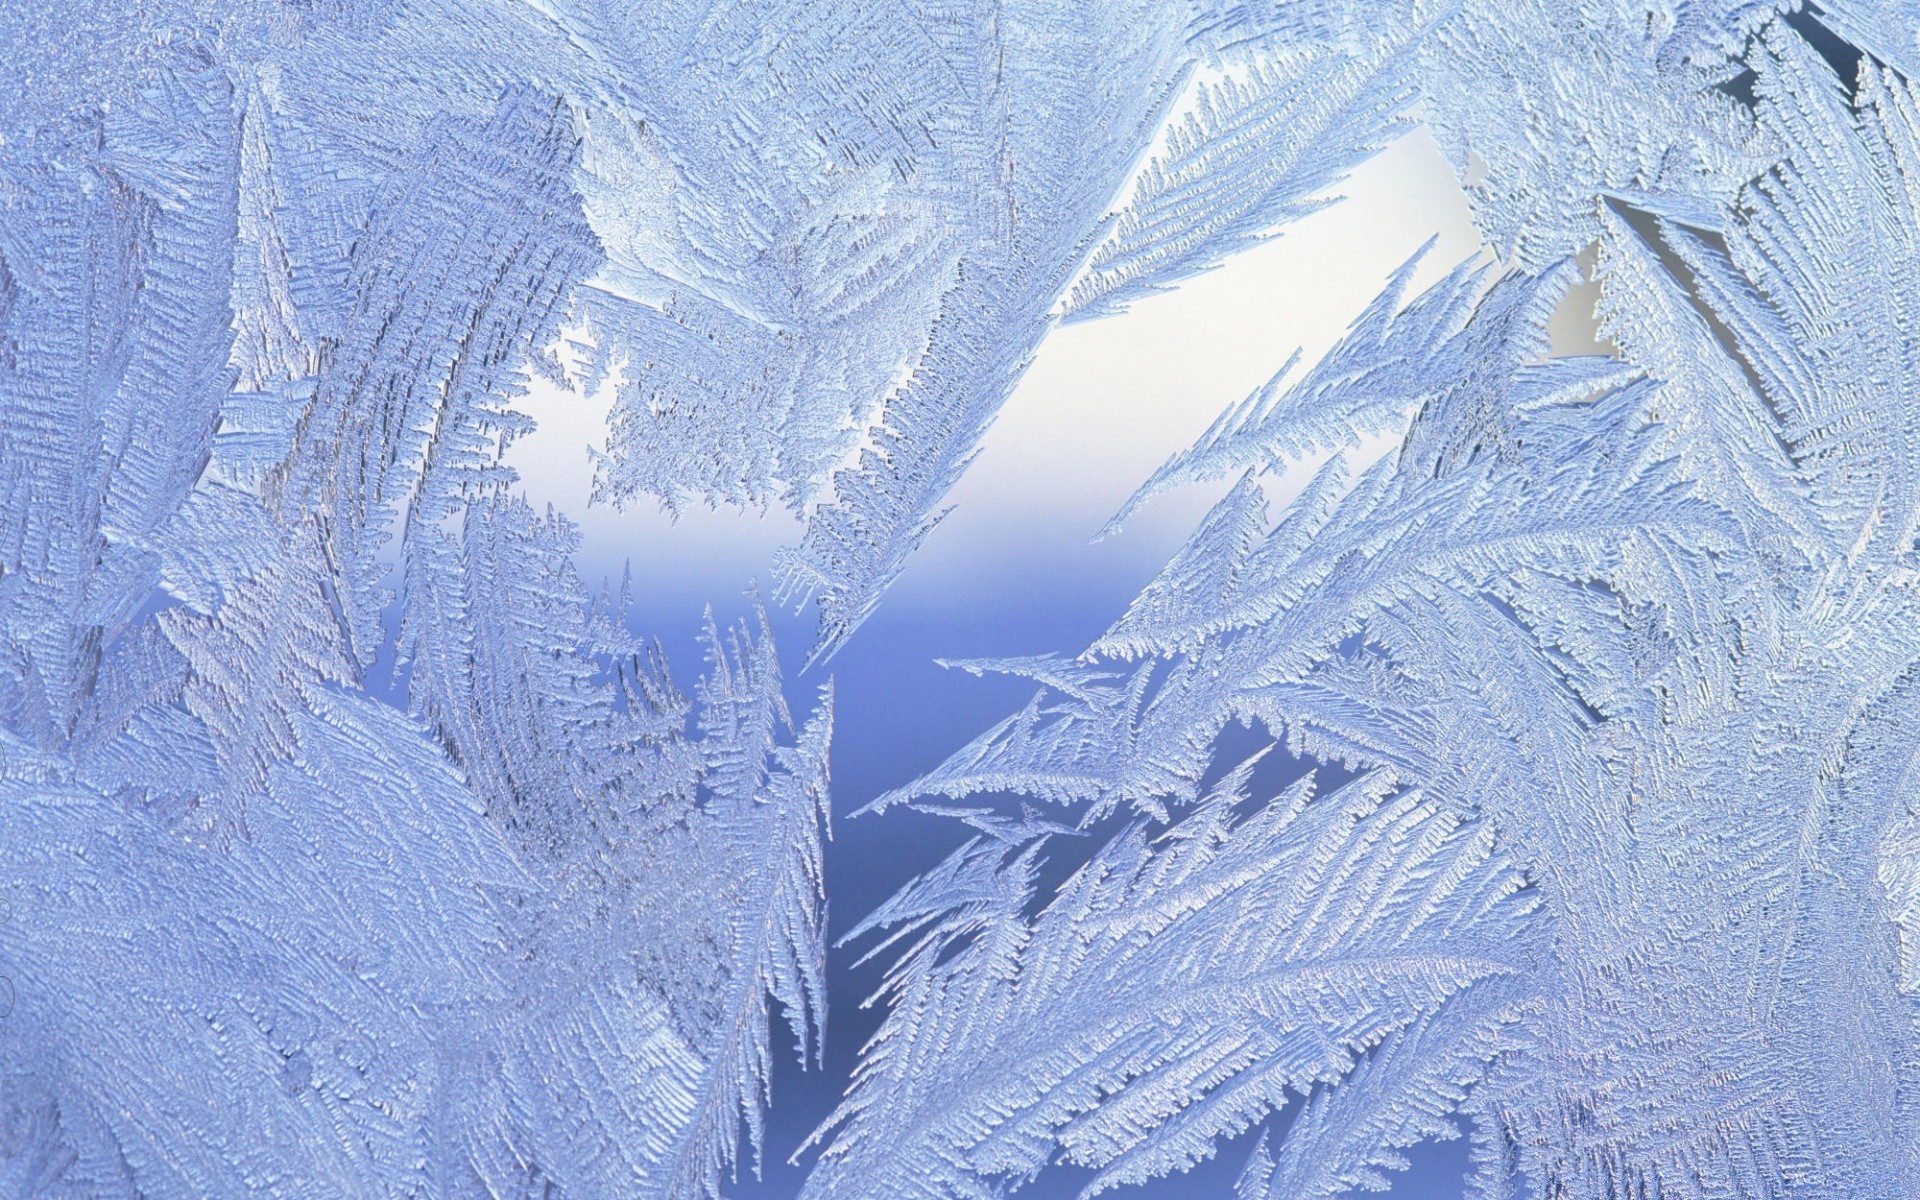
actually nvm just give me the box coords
[6,3,1920,1199]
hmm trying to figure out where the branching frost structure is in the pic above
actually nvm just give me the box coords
[1,11,828,1198]
[822,13,1920,1199]
[6,2,1920,1199]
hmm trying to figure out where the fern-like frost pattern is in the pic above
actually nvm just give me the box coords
[5,2,1920,1199]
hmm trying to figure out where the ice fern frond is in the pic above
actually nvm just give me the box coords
[401,489,832,1200]
[827,12,1920,1200]
[803,769,1535,1200]
[21,4,1920,1200]
[1060,33,1420,324]
[878,264,1726,819]
[1239,983,1534,1200]
[1105,247,1641,534]
[0,14,835,1197]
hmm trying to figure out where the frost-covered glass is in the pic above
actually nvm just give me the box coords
[3,3,1917,1198]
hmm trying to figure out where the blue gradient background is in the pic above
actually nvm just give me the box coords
[506,128,1513,1199]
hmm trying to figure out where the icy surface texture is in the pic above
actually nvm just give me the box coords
[0,7,828,1198]
[5,2,1920,1199]
[809,9,1920,1200]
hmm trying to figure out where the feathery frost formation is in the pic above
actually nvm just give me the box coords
[0,9,830,1197]
[4,1,1920,1198]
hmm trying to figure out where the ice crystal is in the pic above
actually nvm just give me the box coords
[6,3,1920,1199]
[814,9,1920,1200]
